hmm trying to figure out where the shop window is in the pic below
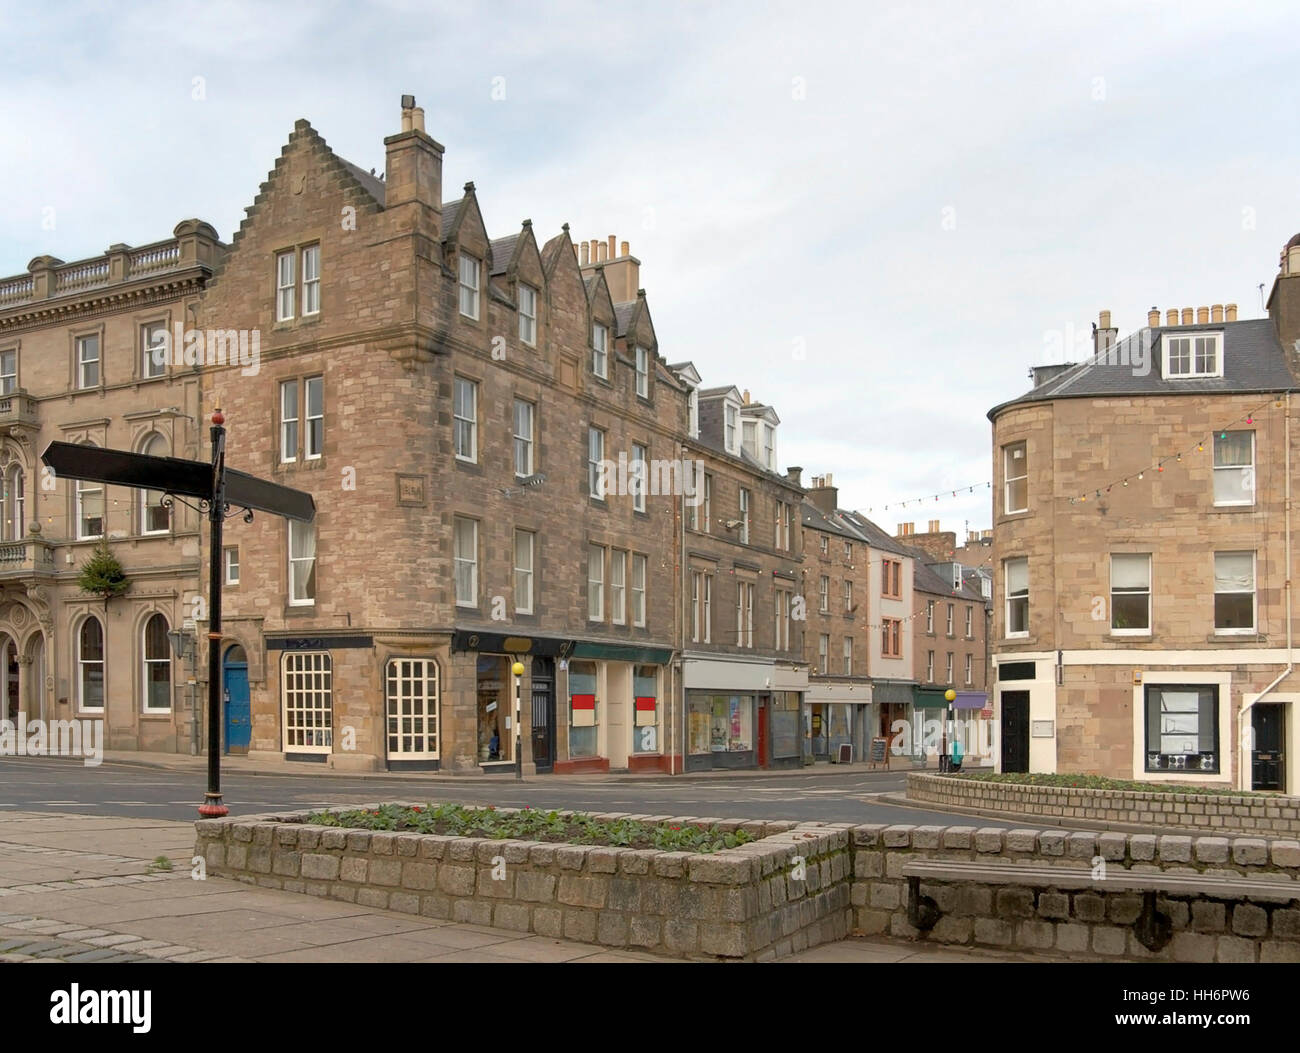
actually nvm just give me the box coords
[1144,685,1218,773]
[282,651,332,752]
[771,692,800,759]
[632,665,658,754]
[569,661,598,758]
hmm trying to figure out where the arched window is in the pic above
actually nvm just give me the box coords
[142,613,170,711]
[78,617,104,711]
[76,441,104,540]
[3,466,23,542]
[140,434,170,534]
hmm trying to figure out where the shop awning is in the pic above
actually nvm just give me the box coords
[953,691,987,710]
[912,687,950,710]
[570,642,674,664]
[870,679,915,705]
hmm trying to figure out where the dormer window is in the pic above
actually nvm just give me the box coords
[634,346,649,398]
[593,324,608,379]
[725,403,738,453]
[763,424,776,471]
[742,420,757,459]
[1164,332,1222,378]
[687,387,699,439]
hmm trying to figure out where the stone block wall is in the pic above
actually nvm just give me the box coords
[908,772,1300,836]
[851,822,1300,962]
[194,808,852,961]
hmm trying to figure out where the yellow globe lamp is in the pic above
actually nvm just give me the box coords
[511,661,525,677]
[944,689,956,702]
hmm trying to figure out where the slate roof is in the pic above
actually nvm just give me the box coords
[990,319,1297,420]
[614,301,637,337]
[442,198,464,239]
[338,159,386,205]
[489,234,519,275]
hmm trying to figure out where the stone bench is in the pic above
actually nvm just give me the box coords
[902,858,1300,953]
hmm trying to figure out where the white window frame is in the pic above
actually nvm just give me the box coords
[843,636,853,676]
[453,517,478,608]
[458,255,481,320]
[775,589,790,650]
[280,380,299,463]
[518,284,537,345]
[142,612,171,712]
[1110,553,1152,635]
[139,434,171,535]
[513,399,534,478]
[742,420,757,460]
[844,580,853,613]
[288,519,317,607]
[0,349,16,394]
[224,546,240,585]
[946,652,954,683]
[453,377,478,463]
[819,575,829,612]
[927,650,934,682]
[739,488,750,544]
[1004,441,1027,514]
[4,466,24,542]
[76,464,104,541]
[631,553,646,627]
[1005,557,1029,638]
[1213,431,1255,507]
[818,634,829,675]
[947,604,954,635]
[592,323,608,378]
[965,606,973,638]
[1213,551,1256,635]
[820,535,828,555]
[635,346,649,398]
[282,651,332,753]
[610,549,627,625]
[588,427,605,499]
[965,653,973,685]
[631,443,647,513]
[1164,332,1223,379]
[736,581,754,648]
[142,322,167,379]
[77,334,100,389]
[301,244,321,316]
[725,403,738,454]
[304,375,324,460]
[385,657,440,760]
[701,474,711,534]
[588,544,605,621]
[276,251,296,321]
[763,424,775,471]
[514,529,534,615]
[926,601,934,633]
[78,616,105,712]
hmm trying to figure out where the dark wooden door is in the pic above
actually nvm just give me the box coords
[530,657,555,774]
[1252,704,1285,791]
[1000,691,1030,773]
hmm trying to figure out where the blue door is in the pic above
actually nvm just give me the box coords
[224,649,251,753]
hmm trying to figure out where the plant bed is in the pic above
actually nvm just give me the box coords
[194,804,854,961]
[304,803,758,854]
[952,772,1274,797]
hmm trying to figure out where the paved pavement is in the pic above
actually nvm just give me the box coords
[0,809,1053,964]
[0,755,1019,828]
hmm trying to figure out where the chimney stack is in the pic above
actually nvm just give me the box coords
[1148,307,1160,327]
[385,94,444,219]
[1268,234,1300,373]
[742,389,751,404]
[1093,309,1118,357]
[1212,304,1224,323]
[807,473,838,515]
[786,466,803,487]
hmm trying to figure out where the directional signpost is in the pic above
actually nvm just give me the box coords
[42,411,315,818]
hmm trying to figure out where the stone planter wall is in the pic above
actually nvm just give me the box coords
[907,772,1300,836]
[194,807,853,961]
[851,822,1300,962]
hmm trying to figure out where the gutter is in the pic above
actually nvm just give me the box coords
[1238,391,1293,790]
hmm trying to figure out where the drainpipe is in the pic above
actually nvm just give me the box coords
[1238,392,1293,790]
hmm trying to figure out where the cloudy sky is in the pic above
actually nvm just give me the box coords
[3,0,1298,541]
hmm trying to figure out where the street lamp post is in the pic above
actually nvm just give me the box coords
[511,661,525,780]
[199,411,229,818]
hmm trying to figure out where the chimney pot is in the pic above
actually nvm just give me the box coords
[1197,306,1209,324]
[580,242,589,265]
[825,472,833,486]
[1226,303,1238,322]
[1211,304,1224,323]
[1147,307,1160,327]
[742,389,751,404]
[608,235,616,259]
[411,107,425,133]
[1099,309,1112,329]
[1166,309,1179,326]
[1181,307,1194,325]
[401,110,413,133]
[928,519,940,532]
[620,240,629,256]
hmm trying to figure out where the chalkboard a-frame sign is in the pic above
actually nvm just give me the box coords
[869,737,888,768]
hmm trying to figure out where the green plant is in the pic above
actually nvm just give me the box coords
[149,855,173,872]
[77,540,130,599]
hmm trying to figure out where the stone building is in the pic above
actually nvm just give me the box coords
[0,221,225,750]
[665,374,806,771]
[800,475,915,762]
[989,248,1300,791]
[198,101,685,773]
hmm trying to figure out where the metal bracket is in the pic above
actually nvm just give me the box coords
[907,875,940,931]
[1133,889,1173,951]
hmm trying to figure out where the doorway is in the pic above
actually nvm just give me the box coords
[530,656,555,773]
[2,636,17,722]
[1252,703,1286,791]
[1000,690,1030,773]
[223,645,250,754]
[756,697,769,769]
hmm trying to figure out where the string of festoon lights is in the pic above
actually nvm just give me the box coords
[862,480,992,514]
[1066,395,1282,504]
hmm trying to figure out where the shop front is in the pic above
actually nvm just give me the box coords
[559,642,673,775]
[803,680,872,764]
[682,655,772,772]
[913,686,951,768]
[870,678,917,767]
